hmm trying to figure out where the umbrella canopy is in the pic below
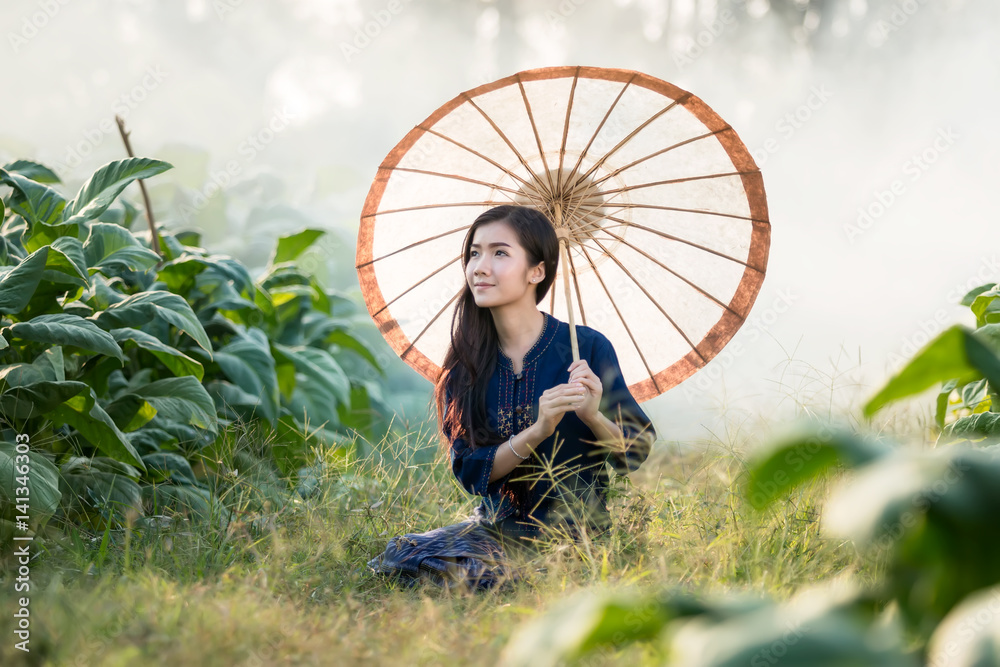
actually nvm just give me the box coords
[356,65,770,403]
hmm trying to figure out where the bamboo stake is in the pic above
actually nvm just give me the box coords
[555,203,579,362]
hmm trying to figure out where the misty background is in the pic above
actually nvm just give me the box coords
[2,0,996,447]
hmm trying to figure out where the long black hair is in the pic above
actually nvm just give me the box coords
[434,205,559,454]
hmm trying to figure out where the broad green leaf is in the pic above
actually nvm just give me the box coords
[745,422,890,509]
[942,412,1000,440]
[271,228,325,265]
[141,451,199,486]
[131,376,218,434]
[49,388,146,470]
[103,393,158,432]
[971,287,1000,327]
[0,246,48,314]
[2,159,61,184]
[60,456,143,523]
[961,283,997,307]
[0,169,66,225]
[63,158,172,225]
[213,330,279,422]
[24,219,80,253]
[0,440,62,520]
[927,586,1000,667]
[0,379,89,420]
[935,379,960,430]
[324,326,383,374]
[274,343,351,408]
[155,254,209,293]
[142,483,230,527]
[83,222,161,274]
[6,313,124,362]
[94,290,212,357]
[42,236,90,287]
[111,328,204,380]
[864,325,1000,417]
[666,586,915,667]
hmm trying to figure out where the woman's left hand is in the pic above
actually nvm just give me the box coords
[568,359,602,424]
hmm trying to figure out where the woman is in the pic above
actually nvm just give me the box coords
[367,204,656,590]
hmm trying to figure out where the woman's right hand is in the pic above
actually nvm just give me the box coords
[534,382,587,438]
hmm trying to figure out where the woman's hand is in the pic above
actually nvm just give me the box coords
[568,359,602,425]
[535,381,588,438]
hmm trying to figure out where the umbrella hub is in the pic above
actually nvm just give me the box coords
[512,166,611,249]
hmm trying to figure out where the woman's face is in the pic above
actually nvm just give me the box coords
[466,220,543,309]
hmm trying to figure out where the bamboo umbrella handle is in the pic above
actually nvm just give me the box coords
[554,205,580,363]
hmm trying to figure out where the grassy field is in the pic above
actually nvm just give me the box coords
[1,367,929,666]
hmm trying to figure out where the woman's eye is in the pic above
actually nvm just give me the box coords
[496,250,506,256]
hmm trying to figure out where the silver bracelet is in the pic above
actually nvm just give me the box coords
[507,434,529,460]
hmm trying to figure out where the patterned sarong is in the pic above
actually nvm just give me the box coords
[366,519,524,591]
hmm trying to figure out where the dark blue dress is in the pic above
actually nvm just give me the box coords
[367,311,656,589]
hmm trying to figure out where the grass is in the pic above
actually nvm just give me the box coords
[0,353,914,666]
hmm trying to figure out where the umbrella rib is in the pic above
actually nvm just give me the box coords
[574,92,693,187]
[584,224,744,317]
[598,210,754,269]
[357,223,471,268]
[462,93,553,199]
[418,127,537,191]
[602,202,767,223]
[516,74,557,199]
[363,200,524,218]
[389,166,549,207]
[587,129,725,190]
[373,253,463,317]
[562,73,637,201]
[586,235,708,366]
[598,170,751,197]
[401,289,464,360]
[576,242,661,392]
[557,67,581,181]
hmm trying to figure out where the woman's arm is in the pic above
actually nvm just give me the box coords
[487,422,546,483]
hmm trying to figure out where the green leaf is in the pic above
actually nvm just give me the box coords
[0,379,89,421]
[24,219,81,253]
[43,236,90,287]
[60,456,143,524]
[274,343,351,408]
[6,313,124,362]
[3,159,61,184]
[94,290,213,357]
[49,387,146,471]
[63,158,172,225]
[0,440,62,521]
[927,586,1000,667]
[142,484,230,527]
[0,246,48,314]
[271,228,325,265]
[942,412,1000,440]
[0,169,66,225]
[935,379,960,430]
[131,376,218,434]
[744,421,890,509]
[111,328,204,380]
[213,330,279,423]
[83,222,161,274]
[141,451,199,486]
[103,393,158,432]
[864,325,1000,418]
